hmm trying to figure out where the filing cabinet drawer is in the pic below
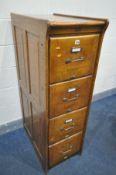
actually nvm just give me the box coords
[50,34,99,83]
[49,107,87,144]
[49,132,82,167]
[49,75,92,118]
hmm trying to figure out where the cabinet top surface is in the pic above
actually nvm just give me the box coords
[11,13,108,26]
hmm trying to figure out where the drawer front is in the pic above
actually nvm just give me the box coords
[49,75,92,118]
[49,107,87,144]
[50,34,99,83]
[49,132,82,167]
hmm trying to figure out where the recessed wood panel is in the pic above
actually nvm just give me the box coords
[15,28,27,88]
[27,33,40,104]
[21,89,32,136]
[31,103,44,159]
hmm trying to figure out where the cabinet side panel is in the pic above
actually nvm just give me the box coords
[26,32,47,161]
[12,19,48,171]
[14,26,32,136]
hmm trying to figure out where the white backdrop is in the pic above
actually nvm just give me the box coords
[0,0,116,125]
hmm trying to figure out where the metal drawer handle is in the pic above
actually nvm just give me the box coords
[60,145,73,155]
[64,126,74,131]
[65,56,84,64]
[60,125,75,132]
[63,94,79,102]
[61,149,72,154]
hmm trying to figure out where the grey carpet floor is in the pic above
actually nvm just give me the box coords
[0,95,116,175]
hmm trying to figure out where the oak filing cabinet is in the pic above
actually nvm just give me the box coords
[11,13,108,172]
